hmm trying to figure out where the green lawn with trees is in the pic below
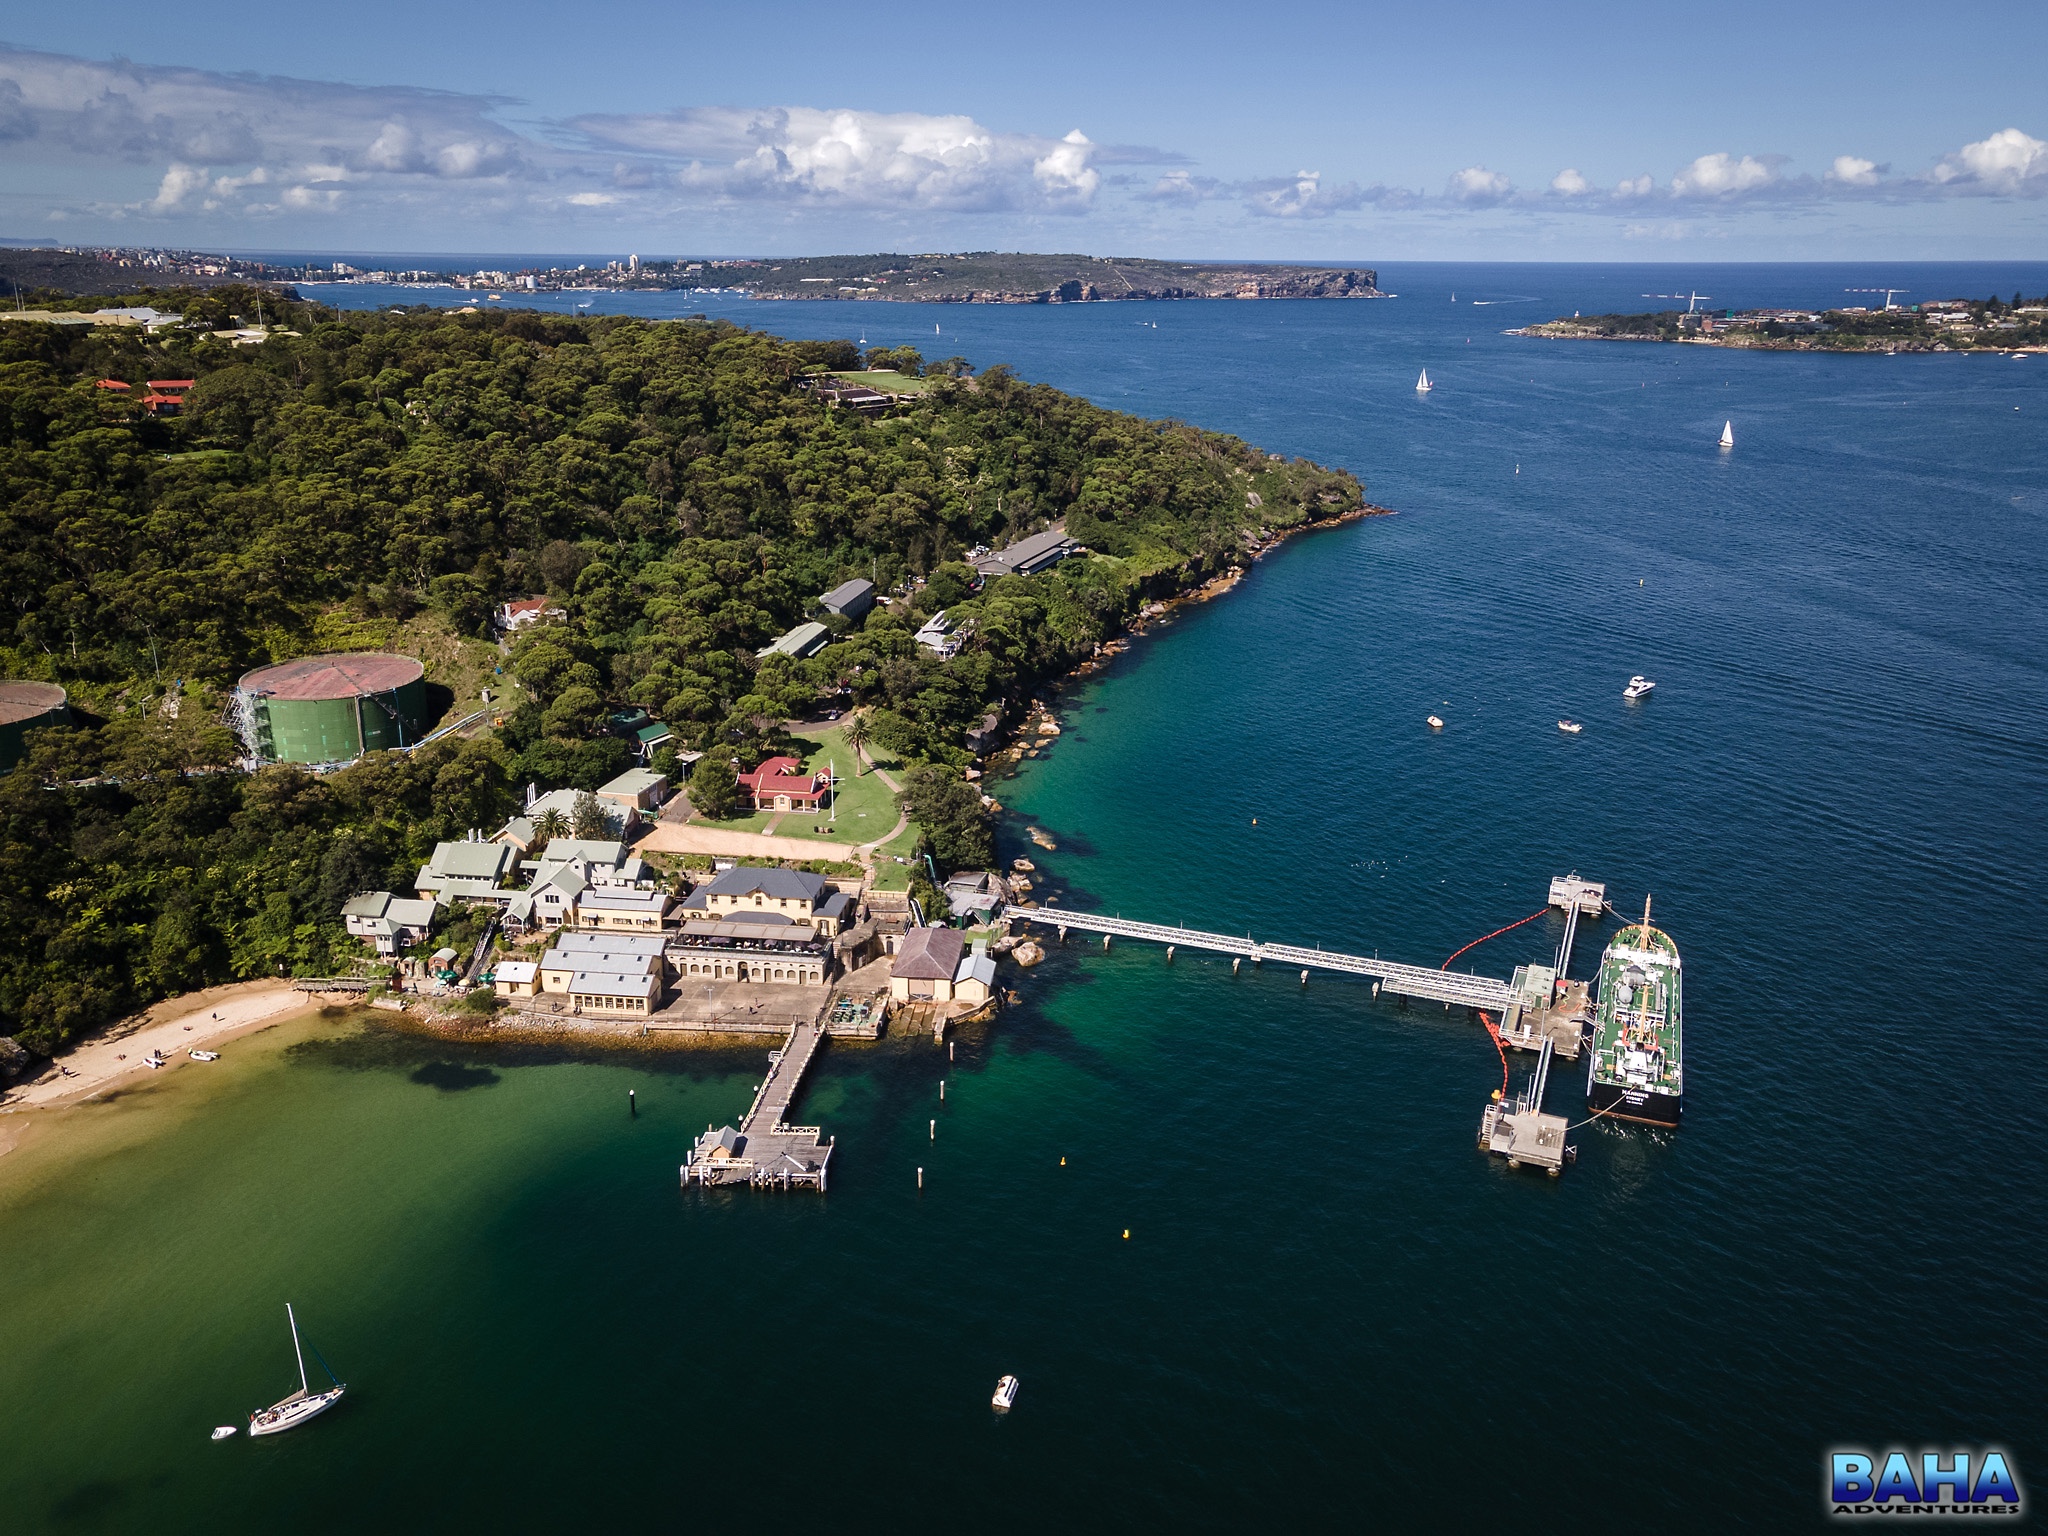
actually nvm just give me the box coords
[0,287,1365,1052]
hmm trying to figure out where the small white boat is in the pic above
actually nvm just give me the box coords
[190,1050,220,1062]
[211,1425,238,1441]
[1426,714,1445,730]
[1623,675,1656,700]
[1415,368,1433,394]
[143,1052,168,1070]
[992,1374,1019,1410]
[248,1304,346,1437]
[1558,719,1582,734]
[1718,420,1734,449]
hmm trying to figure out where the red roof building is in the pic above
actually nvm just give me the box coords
[95,379,132,391]
[738,756,830,812]
[147,380,197,391]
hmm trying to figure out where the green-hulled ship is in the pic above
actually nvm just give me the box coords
[1585,897,1683,1128]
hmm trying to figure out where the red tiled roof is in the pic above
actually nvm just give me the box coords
[147,379,196,390]
[95,379,132,390]
[738,755,826,802]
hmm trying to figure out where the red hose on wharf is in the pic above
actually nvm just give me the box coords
[1442,907,1548,1102]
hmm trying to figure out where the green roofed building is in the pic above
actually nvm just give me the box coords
[233,652,428,765]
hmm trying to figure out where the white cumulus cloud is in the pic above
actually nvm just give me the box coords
[147,162,209,212]
[1447,165,1512,204]
[1670,152,1778,198]
[1826,155,1881,186]
[1930,127,2048,193]
[569,106,1100,212]
[1614,174,1654,199]
[1551,168,1590,196]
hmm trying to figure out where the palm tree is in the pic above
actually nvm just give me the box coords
[531,806,569,853]
[843,711,872,776]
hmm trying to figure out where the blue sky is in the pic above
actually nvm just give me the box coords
[2,0,2044,259]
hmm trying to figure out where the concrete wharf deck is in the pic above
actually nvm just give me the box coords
[680,1020,834,1190]
[1002,904,1514,1011]
[1479,1034,1572,1173]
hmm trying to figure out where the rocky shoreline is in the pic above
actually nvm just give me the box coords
[978,498,1395,772]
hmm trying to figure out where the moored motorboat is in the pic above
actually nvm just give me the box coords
[211,1425,238,1441]
[248,1304,346,1437]
[1558,719,1582,734]
[992,1374,1019,1410]
[1623,675,1656,700]
[1426,714,1444,730]
[190,1049,221,1061]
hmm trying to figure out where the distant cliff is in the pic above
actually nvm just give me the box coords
[731,252,1383,303]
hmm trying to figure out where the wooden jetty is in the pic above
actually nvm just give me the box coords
[1001,904,1514,1011]
[681,1020,834,1191]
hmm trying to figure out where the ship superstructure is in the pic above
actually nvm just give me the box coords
[1585,897,1683,1128]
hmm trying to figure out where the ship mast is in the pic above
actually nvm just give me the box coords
[288,1303,308,1397]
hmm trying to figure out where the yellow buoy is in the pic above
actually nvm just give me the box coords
[1060,1156,1066,1166]
[1122,1229,1130,1240]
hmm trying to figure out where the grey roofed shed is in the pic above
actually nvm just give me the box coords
[756,622,830,660]
[818,578,876,620]
[893,925,965,981]
[973,527,1081,579]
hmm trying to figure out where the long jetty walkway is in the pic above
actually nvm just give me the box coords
[681,1020,834,1191]
[1002,904,1515,1012]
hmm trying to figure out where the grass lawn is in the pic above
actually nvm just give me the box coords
[829,369,930,394]
[694,721,908,848]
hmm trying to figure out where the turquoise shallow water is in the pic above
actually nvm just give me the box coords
[6,264,2047,1531]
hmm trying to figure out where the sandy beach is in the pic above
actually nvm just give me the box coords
[1,980,315,1114]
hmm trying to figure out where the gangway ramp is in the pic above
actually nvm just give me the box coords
[1001,905,1514,1012]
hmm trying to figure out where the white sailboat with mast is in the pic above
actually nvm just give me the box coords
[1718,420,1734,449]
[248,1304,345,1436]
[1415,368,1433,394]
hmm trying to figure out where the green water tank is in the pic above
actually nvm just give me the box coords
[235,653,428,765]
[0,681,69,772]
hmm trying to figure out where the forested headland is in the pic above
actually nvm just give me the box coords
[0,290,1366,1053]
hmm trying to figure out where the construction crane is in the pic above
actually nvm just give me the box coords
[1643,290,1715,312]
[1845,288,1909,310]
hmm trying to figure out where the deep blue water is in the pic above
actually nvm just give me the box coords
[21,266,2048,1530]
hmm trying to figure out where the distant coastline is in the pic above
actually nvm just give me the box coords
[1,245,1386,307]
[1511,297,2046,353]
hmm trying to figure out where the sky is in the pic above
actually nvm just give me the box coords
[2,0,2045,261]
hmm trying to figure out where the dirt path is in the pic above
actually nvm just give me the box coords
[636,823,862,861]
[1,980,312,1112]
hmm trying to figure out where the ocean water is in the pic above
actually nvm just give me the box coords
[4,265,2046,1531]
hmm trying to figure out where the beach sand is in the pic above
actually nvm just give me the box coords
[1,980,313,1118]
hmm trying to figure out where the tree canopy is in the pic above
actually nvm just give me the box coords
[0,292,1365,1051]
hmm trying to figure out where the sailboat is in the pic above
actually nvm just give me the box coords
[1415,369,1433,394]
[1718,420,1734,449]
[248,1304,346,1437]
